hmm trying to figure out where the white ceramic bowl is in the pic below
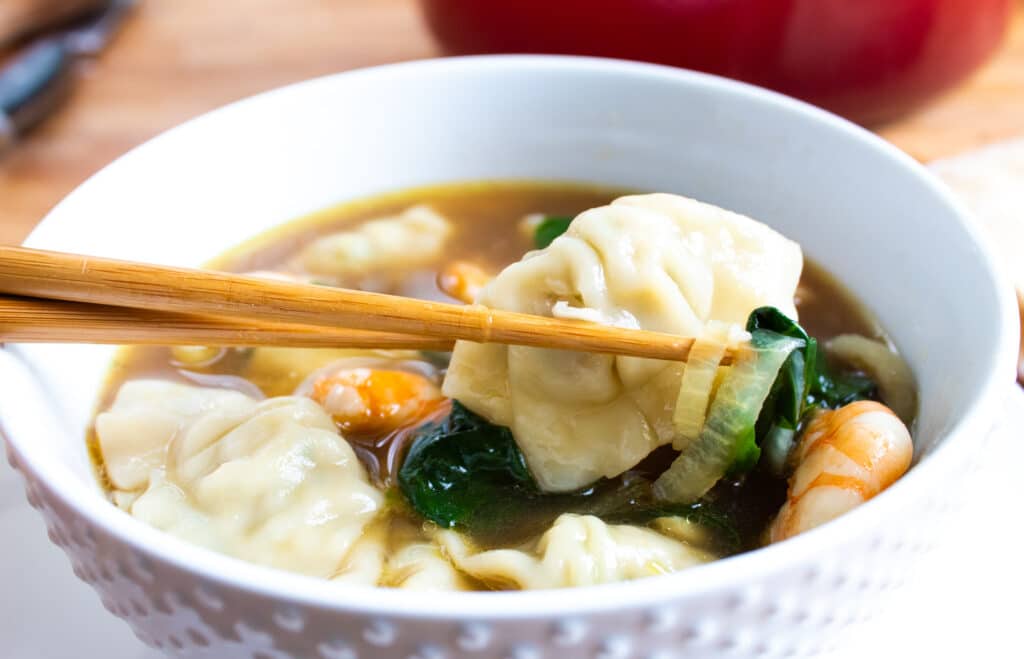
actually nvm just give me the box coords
[0,56,1018,659]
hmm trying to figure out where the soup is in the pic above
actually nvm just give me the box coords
[89,181,915,590]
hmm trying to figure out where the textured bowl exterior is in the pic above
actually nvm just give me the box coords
[0,56,1017,659]
[5,424,991,659]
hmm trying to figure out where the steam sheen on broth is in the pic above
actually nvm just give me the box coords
[88,182,914,590]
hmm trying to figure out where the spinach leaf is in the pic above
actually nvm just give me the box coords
[398,401,739,548]
[809,367,876,409]
[398,401,537,531]
[745,306,876,475]
[706,325,805,479]
[532,215,573,249]
[401,308,878,540]
[745,308,814,473]
[591,478,741,552]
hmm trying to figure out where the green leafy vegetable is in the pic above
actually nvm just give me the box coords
[746,307,815,474]
[654,331,803,502]
[809,366,876,409]
[592,478,741,551]
[399,308,879,545]
[398,402,738,548]
[532,215,573,249]
[398,401,536,531]
[746,306,876,475]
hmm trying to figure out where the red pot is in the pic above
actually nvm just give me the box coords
[420,0,1013,125]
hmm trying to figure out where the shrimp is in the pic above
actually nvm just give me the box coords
[304,366,445,436]
[437,261,491,304]
[768,400,912,543]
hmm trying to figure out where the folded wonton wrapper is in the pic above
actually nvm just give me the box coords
[444,193,803,492]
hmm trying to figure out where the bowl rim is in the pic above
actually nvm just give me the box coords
[7,54,1019,619]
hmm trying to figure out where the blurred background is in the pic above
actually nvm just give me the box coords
[0,0,1022,246]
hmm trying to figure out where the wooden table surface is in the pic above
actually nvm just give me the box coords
[1,0,1022,245]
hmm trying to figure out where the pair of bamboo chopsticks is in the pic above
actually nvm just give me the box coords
[0,245,731,363]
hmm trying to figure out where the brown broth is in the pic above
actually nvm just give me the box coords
[88,180,887,565]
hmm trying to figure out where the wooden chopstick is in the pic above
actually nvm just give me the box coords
[0,245,730,363]
[0,295,455,349]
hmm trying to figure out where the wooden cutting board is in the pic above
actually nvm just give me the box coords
[0,0,1022,245]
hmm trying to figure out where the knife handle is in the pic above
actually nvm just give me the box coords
[0,37,74,150]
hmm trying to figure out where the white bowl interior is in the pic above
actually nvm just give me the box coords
[1,56,1016,613]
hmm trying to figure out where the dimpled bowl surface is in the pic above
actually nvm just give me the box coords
[0,56,1017,659]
